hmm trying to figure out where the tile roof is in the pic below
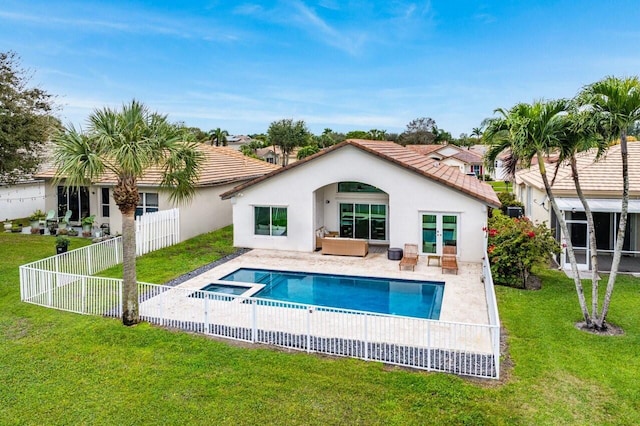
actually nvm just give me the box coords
[221,139,501,207]
[451,149,483,164]
[406,144,483,164]
[36,143,279,187]
[405,144,443,156]
[516,142,640,196]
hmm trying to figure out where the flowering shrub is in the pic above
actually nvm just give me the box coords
[486,210,560,288]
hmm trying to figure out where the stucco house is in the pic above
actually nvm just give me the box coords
[36,144,279,241]
[406,144,486,178]
[221,139,500,263]
[515,142,640,271]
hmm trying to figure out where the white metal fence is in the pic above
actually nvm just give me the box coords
[20,247,502,379]
[135,208,180,255]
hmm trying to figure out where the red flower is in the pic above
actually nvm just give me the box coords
[488,229,498,237]
[527,231,535,238]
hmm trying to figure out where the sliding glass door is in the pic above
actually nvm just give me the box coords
[340,203,387,241]
[421,213,458,254]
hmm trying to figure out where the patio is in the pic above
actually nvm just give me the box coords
[169,248,490,326]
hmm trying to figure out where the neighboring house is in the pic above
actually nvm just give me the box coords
[407,144,485,178]
[221,139,500,263]
[226,135,253,151]
[255,147,280,165]
[0,142,55,219]
[0,178,46,220]
[36,145,279,241]
[515,142,640,271]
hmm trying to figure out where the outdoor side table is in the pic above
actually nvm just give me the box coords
[387,247,403,261]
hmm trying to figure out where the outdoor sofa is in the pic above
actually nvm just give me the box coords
[320,237,368,257]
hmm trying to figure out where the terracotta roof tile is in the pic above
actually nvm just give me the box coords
[221,139,500,207]
[36,144,279,187]
[516,142,640,196]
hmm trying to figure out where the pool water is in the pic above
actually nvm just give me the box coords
[219,268,444,319]
[197,283,252,296]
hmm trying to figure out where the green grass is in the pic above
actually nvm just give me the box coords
[2,230,640,424]
[98,226,236,283]
[489,181,513,193]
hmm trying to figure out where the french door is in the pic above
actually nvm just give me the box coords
[421,213,459,254]
[339,203,387,241]
[57,186,90,222]
[563,219,589,270]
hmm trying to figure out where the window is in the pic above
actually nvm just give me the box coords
[101,188,110,217]
[471,164,482,176]
[136,192,159,217]
[337,182,384,193]
[254,206,287,236]
[339,203,387,240]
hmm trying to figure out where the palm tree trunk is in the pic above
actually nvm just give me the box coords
[537,152,592,327]
[570,157,600,319]
[597,133,629,329]
[121,210,138,325]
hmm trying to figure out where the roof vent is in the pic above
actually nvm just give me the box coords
[433,161,439,167]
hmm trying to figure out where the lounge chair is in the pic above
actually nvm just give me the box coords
[399,243,419,271]
[442,245,458,274]
[60,210,72,225]
[42,209,56,227]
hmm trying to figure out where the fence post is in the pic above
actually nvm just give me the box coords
[204,293,209,334]
[493,326,500,380]
[364,314,369,360]
[81,276,87,314]
[87,248,93,276]
[426,321,432,372]
[251,300,257,343]
[306,307,312,353]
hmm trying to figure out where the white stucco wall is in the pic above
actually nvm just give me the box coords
[43,181,237,241]
[231,146,491,262]
[1,181,45,220]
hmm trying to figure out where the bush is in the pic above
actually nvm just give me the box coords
[487,210,560,288]
[497,192,524,214]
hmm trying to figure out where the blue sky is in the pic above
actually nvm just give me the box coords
[2,1,639,136]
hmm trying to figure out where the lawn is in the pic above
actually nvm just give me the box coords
[489,180,513,193]
[1,229,639,424]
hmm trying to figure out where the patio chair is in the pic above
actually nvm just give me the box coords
[60,210,72,225]
[42,209,56,227]
[399,243,419,271]
[442,245,458,275]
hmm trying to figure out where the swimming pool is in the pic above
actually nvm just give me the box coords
[218,268,444,319]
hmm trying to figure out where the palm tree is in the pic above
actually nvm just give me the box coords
[555,106,608,326]
[53,100,203,325]
[471,127,483,143]
[209,128,229,146]
[484,99,593,326]
[579,76,640,329]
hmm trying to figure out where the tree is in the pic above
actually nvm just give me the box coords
[313,128,343,148]
[471,127,483,142]
[484,100,594,326]
[0,51,57,181]
[579,76,640,330]
[267,119,310,166]
[344,130,369,139]
[367,129,388,140]
[399,117,437,145]
[209,127,229,146]
[53,100,203,326]
[297,144,320,159]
